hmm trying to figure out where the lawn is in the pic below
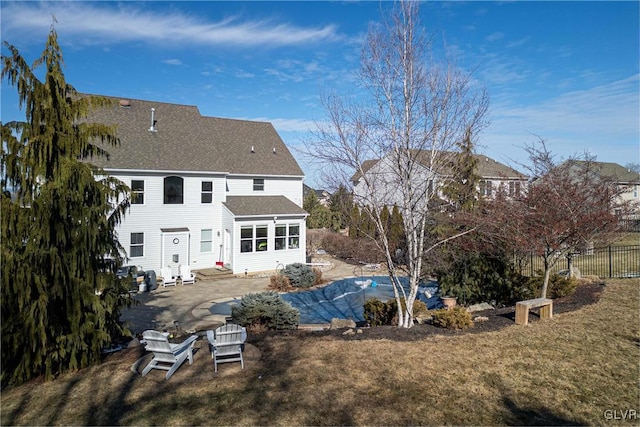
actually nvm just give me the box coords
[2,279,638,426]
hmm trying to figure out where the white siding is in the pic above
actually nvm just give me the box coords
[230,216,306,275]
[112,172,225,272]
[112,171,306,275]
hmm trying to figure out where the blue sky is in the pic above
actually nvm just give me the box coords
[1,1,638,188]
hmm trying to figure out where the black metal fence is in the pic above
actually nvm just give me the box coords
[520,245,640,279]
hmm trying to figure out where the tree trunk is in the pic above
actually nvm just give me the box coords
[541,263,551,299]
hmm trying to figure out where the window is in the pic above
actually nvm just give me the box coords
[130,233,144,257]
[131,180,144,204]
[288,225,300,249]
[253,178,264,191]
[509,181,521,198]
[164,176,183,204]
[200,229,213,252]
[240,226,253,253]
[240,225,268,252]
[480,180,493,197]
[275,224,300,250]
[256,226,268,251]
[275,225,287,250]
[201,181,213,203]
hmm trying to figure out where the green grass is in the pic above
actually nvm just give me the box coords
[2,279,638,426]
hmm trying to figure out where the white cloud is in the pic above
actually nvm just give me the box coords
[485,32,504,42]
[1,2,341,48]
[162,59,183,66]
[481,74,640,166]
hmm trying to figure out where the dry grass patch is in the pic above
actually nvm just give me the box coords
[1,279,638,426]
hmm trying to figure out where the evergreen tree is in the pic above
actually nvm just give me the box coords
[328,184,353,230]
[1,26,132,386]
[349,205,361,238]
[442,128,480,212]
[303,190,331,228]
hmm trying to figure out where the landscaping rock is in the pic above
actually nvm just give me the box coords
[127,337,141,348]
[473,316,489,322]
[467,302,494,312]
[331,318,357,330]
[342,329,355,335]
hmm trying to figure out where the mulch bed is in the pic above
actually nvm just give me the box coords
[253,280,607,343]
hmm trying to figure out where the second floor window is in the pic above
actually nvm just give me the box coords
[131,180,144,204]
[164,176,183,204]
[253,178,264,191]
[201,181,213,203]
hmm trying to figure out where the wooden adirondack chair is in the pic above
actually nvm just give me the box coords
[206,324,247,372]
[140,330,198,380]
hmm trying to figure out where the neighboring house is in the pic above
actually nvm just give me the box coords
[87,96,307,275]
[303,184,331,207]
[562,160,640,218]
[350,151,527,207]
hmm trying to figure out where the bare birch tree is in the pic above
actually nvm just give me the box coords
[306,1,489,327]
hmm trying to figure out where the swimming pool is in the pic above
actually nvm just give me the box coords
[209,276,441,325]
[281,276,440,324]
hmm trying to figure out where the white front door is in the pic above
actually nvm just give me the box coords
[162,230,190,276]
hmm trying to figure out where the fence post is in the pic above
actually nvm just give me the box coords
[530,252,534,277]
[608,245,612,279]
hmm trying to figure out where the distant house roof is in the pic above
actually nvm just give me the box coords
[351,151,526,183]
[84,95,304,177]
[350,159,381,184]
[223,196,308,217]
[567,161,640,184]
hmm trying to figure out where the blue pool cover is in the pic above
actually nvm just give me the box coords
[209,276,442,325]
[282,276,441,324]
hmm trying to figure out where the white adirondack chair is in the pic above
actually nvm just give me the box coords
[179,265,196,285]
[206,324,247,372]
[161,266,177,287]
[140,330,198,380]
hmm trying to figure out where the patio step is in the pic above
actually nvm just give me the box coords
[195,267,234,282]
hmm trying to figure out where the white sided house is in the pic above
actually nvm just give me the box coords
[351,151,528,208]
[88,96,307,275]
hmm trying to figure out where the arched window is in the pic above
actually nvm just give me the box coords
[164,176,184,204]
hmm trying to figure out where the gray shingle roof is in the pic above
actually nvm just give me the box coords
[352,151,527,182]
[570,161,640,184]
[223,196,308,217]
[85,95,304,177]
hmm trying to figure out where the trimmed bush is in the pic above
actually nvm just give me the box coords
[364,297,429,327]
[431,306,474,330]
[364,298,396,326]
[437,252,529,306]
[231,292,299,331]
[320,231,383,264]
[524,274,578,299]
[268,273,292,292]
[312,267,323,286]
[283,263,316,288]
